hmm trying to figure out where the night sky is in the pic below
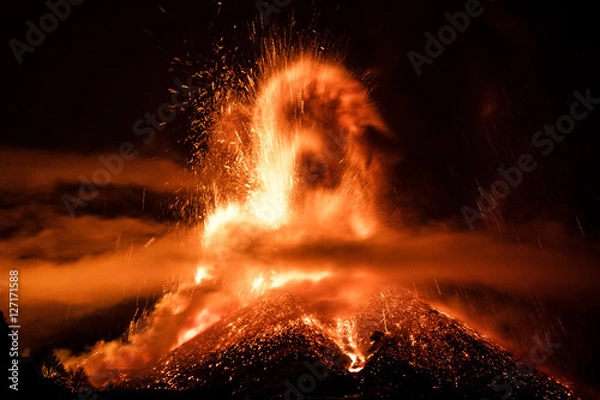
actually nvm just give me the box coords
[2,0,600,227]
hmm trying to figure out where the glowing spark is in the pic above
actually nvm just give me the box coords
[194,266,213,285]
[251,275,266,292]
[174,309,221,349]
[271,270,331,288]
[331,318,365,373]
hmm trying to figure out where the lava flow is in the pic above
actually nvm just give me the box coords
[183,55,396,378]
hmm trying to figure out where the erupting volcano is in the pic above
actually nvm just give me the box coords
[54,42,586,400]
[4,0,600,398]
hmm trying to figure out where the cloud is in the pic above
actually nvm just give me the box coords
[0,146,192,194]
[0,203,203,351]
[0,146,204,352]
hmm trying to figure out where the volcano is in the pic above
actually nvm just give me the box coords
[52,43,592,400]
[115,289,579,399]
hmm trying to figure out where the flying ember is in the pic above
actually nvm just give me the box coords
[72,43,395,386]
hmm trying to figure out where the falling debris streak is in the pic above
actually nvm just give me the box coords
[434,276,442,296]
[576,216,586,238]
[65,300,71,321]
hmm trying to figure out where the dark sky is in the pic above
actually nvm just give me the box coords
[2,0,600,230]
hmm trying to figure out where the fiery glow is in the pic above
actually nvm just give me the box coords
[249,270,332,294]
[331,318,365,373]
[271,270,331,288]
[194,265,213,285]
[185,54,391,364]
[251,274,267,293]
[75,42,395,386]
[200,56,390,249]
[174,309,221,349]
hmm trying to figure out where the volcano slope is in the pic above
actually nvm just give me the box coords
[118,289,579,399]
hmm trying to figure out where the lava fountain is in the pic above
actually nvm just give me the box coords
[184,54,395,375]
[72,47,397,386]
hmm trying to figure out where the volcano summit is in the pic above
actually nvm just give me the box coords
[112,289,579,399]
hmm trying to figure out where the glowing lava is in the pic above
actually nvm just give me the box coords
[72,42,394,387]
[194,265,213,285]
